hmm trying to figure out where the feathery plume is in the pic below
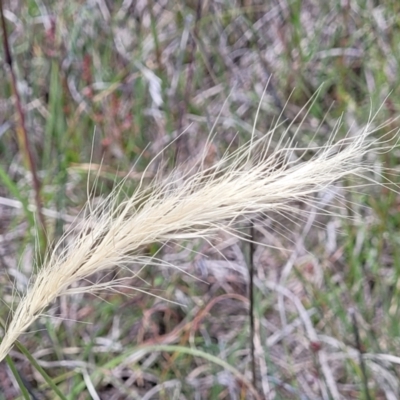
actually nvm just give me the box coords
[0,113,396,362]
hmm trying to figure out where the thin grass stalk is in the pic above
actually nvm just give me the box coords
[0,0,46,249]
[249,221,257,388]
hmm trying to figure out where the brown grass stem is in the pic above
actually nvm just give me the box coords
[0,0,46,249]
[350,308,372,400]
[249,221,257,389]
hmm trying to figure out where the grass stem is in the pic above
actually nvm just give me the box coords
[0,0,47,252]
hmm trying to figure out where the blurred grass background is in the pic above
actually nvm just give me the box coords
[1,0,400,399]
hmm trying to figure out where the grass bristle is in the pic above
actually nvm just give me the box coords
[0,113,395,363]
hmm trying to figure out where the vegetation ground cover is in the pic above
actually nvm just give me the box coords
[1,1,400,399]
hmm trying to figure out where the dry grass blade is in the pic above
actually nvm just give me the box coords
[0,116,396,362]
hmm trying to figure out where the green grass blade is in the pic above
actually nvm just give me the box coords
[5,355,30,400]
[14,341,68,400]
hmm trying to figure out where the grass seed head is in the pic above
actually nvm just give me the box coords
[0,111,396,362]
